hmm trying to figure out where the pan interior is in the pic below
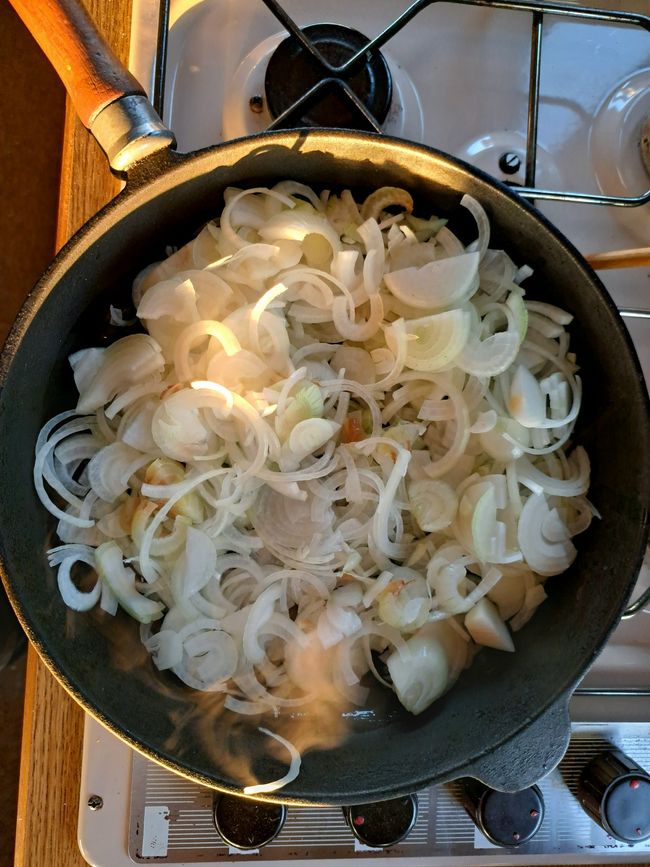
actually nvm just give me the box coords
[0,131,648,803]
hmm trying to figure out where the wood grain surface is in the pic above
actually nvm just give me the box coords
[11,0,649,865]
[8,0,143,127]
[13,3,129,865]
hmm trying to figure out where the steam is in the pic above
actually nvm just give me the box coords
[162,629,356,798]
[96,608,359,800]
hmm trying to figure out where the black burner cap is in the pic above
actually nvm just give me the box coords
[264,23,392,130]
[213,794,287,850]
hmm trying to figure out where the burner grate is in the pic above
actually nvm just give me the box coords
[263,23,393,130]
[152,0,650,207]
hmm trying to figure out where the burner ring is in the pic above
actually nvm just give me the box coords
[264,23,392,130]
[589,67,650,198]
[213,794,287,850]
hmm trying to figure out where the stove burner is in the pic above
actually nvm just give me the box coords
[264,24,392,131]
[590,69,650,198]
[213,794,287,850]
[343,794,418,848]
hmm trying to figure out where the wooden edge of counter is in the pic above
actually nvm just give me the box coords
[14,4,131,865]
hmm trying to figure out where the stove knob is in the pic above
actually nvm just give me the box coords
[459,779,544,847]
[577,749,650,842]
[213,794,287,850]
[343,794,418,848]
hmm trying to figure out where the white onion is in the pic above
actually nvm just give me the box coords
[389,309,472,372]
[76,334,164,414]
[55,551,101,611]
[461,194,491,261]
[87,442,150,502]
[517,493,577,576]
[243,727,301,795]
[35,182,592,776]
[384,251,480,311]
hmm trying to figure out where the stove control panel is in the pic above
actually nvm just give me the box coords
[122,723,650,863]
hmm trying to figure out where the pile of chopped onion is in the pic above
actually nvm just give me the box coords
[36,182,595,755]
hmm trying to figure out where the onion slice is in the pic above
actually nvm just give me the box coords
[243,727,302,795]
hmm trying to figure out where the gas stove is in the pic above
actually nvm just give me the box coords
[78,0,650,863]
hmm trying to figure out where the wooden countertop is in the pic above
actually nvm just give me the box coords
[11,0,650,865]
[14,4,130,865]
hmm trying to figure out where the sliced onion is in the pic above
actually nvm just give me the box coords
[331,346,375,385]
[508,364,547,427]
[137,276,198,322]
[259,209,341,257]
[34,182,591,745]
[172,619,238,690]
[174,319,241,382]
[144,629,183,670]
[408,479,458,532]
[516,448,590,498]
[389,309,471,372]
[55,551,101,611]
[220,187,295,250]
[517,493,577,576]
[386,628,449,714]
[243,727,301,795]
[69,348,105,395]
[171,527,217,600]
[461,194,490,261]
[361,441,411,560]
[525,300,573,325]
[243,584,283,664]
[286,418,340,463]
[34,417,97,528]
[456,308,521,377]
[76,334,164,414]
[95,541,164,623]
[332,294,384,341]
[384,251,480,311]
[87,442,150,502]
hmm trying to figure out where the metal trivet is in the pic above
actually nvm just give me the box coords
[152,0,650,206]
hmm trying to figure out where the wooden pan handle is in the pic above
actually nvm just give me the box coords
[9,0,145,127]
[585,247,650,271]
[9,0,174,173]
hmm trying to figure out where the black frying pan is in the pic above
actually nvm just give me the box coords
[1,0,649,804]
